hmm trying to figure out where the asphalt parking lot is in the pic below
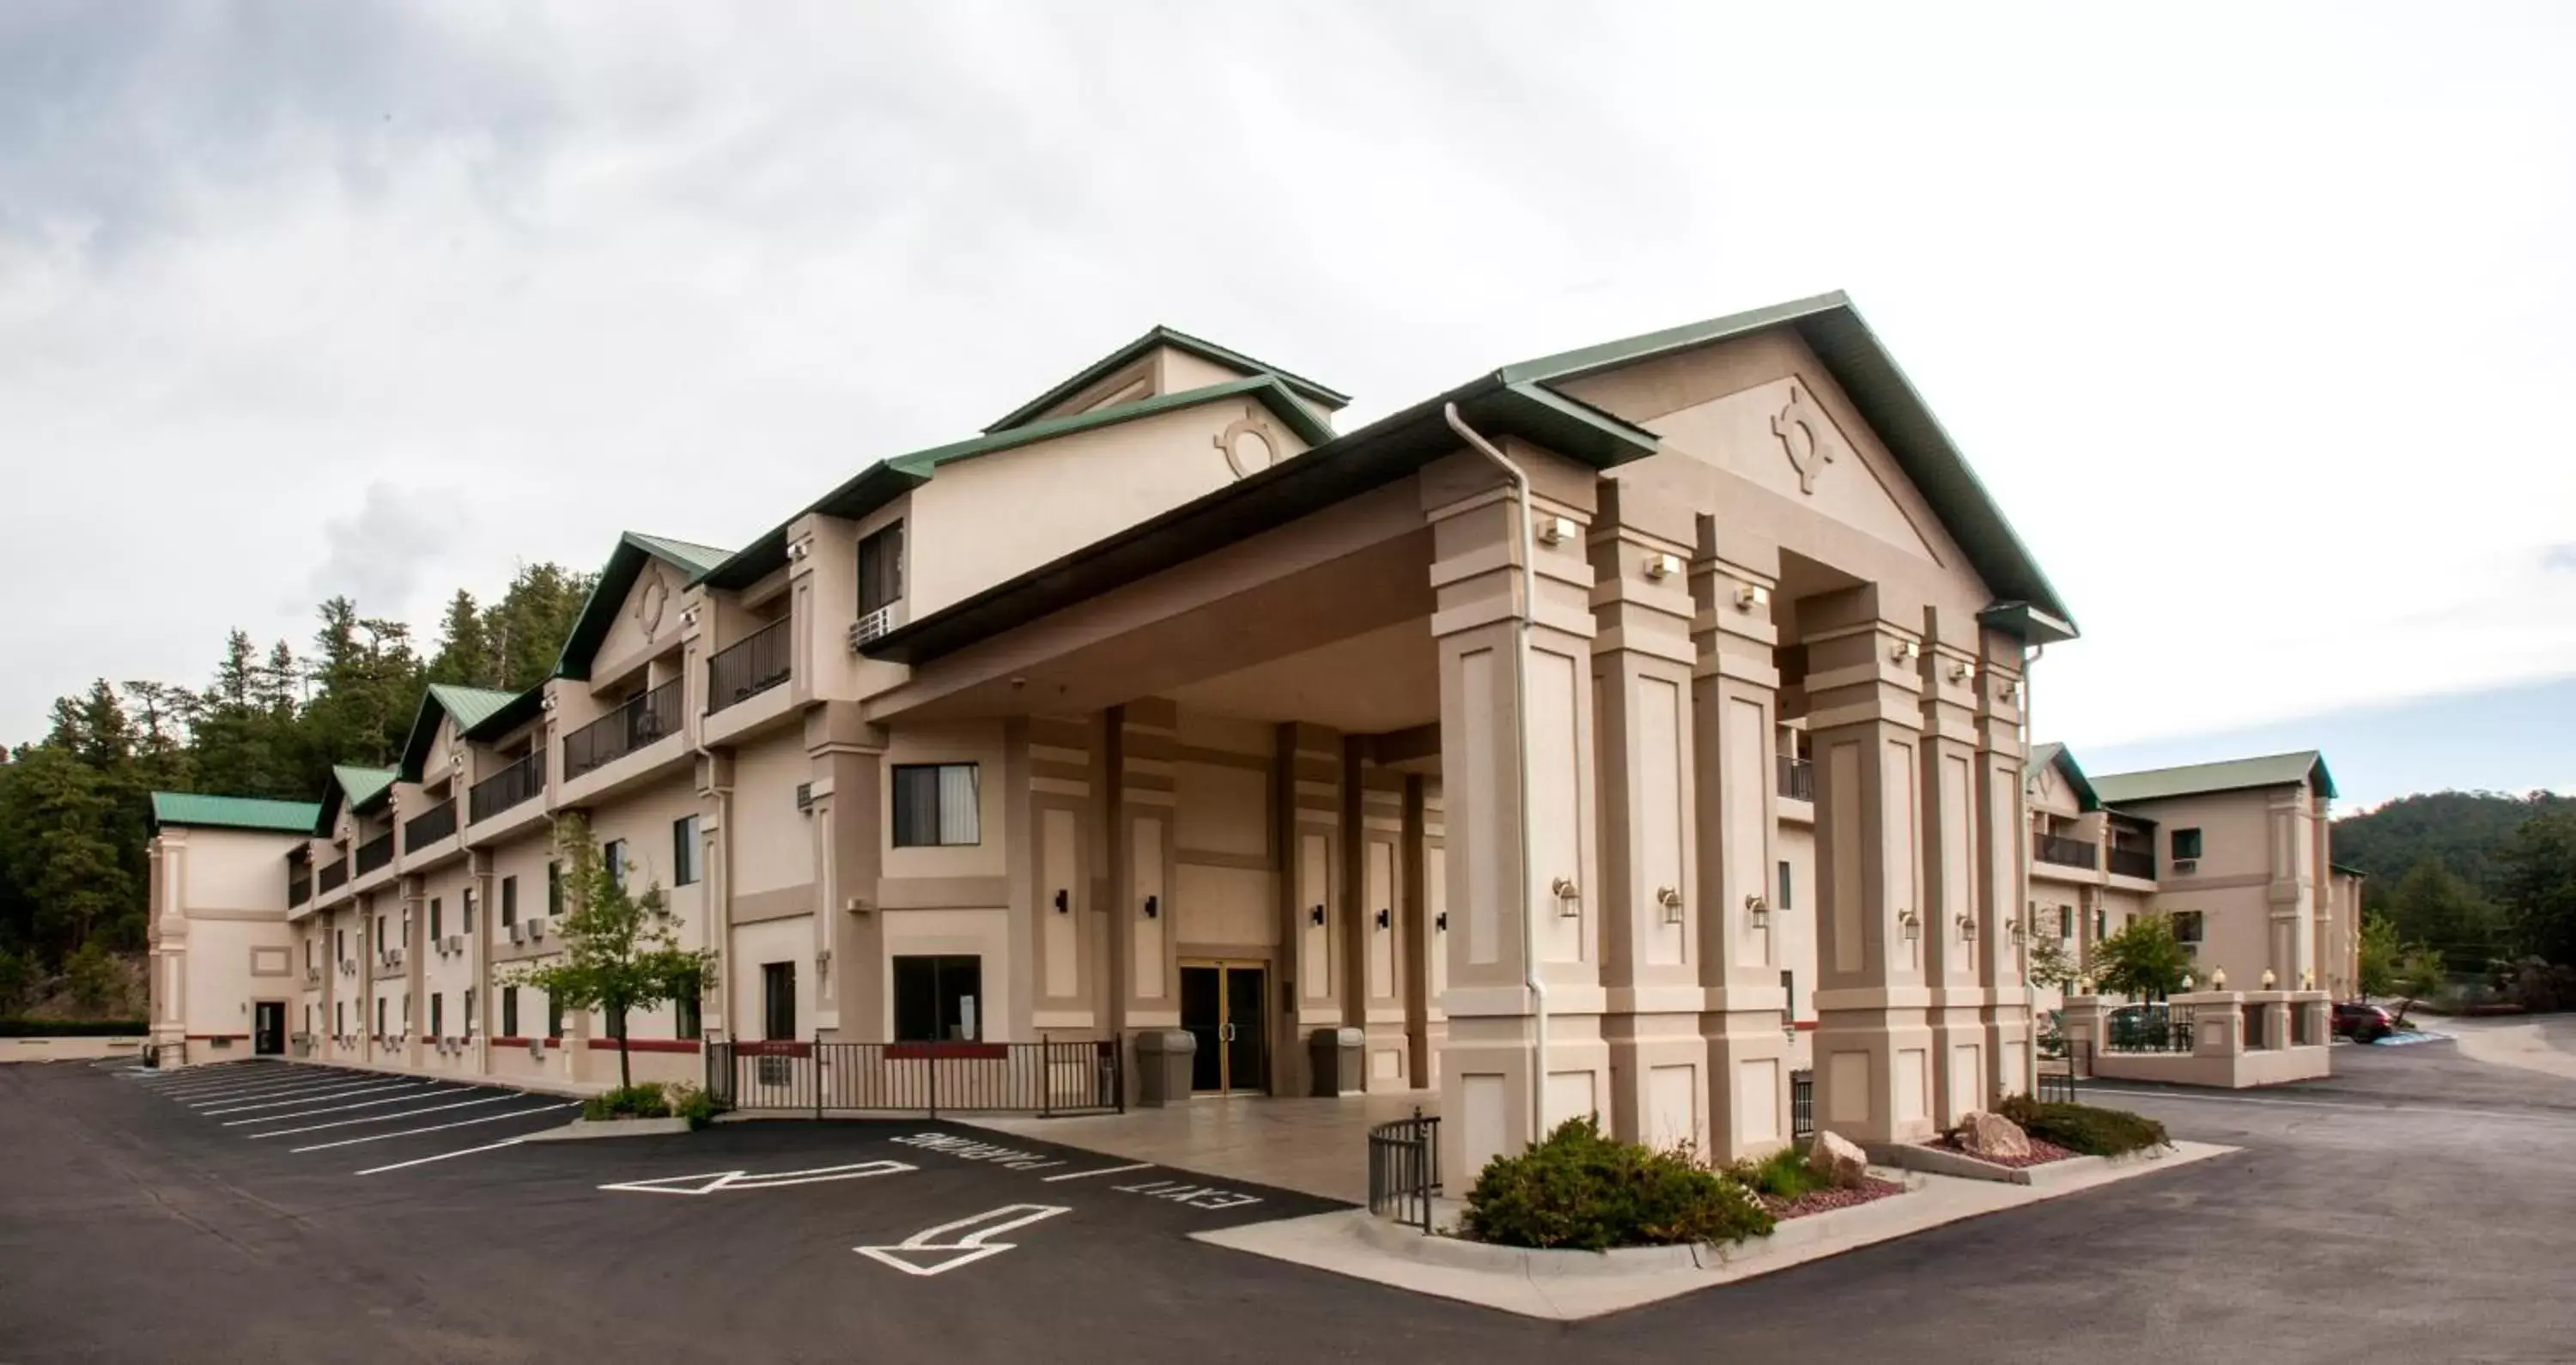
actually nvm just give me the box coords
[4,1040,2573,1364]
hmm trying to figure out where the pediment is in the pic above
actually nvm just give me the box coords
[1645,373,1942,563]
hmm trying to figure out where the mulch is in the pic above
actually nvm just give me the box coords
[1762,1176,1907,1219]
[1927,1135,2078,1168]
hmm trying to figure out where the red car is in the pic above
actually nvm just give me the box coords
[2333,1001,2397,1043]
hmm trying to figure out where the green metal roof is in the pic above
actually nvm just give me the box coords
[985,325,1350,434]
[149,792,321,835]
[2024,742,2101,812]
[460,683,546,747]
[699,376,1337,592]
[1501,291,2076,643]
[556,531,733,682]
[2092,751,2337,805]
[313,764,399,834]
[398,684,523,782]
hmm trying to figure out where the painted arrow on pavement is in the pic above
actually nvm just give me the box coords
[854,1204,1070,1277]
[600,1160,916,1196]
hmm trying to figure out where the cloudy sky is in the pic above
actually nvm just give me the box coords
[4,1,2572,808]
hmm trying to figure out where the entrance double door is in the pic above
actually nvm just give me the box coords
[1180,960,1267,1095]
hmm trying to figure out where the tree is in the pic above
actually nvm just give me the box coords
[2026,931,2081,992]
[2390,945,2448,1028]
[2500,808,2576,968]
[2376,858,2507,974]
[501,815,711,1093]
[64,939,120,1014]
[2086,913,2195,1001]
[427,590,496,689]
[2357,913,2403,999]
[0,946,32,1015]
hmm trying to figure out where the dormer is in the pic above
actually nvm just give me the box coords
[984,325,1349,436]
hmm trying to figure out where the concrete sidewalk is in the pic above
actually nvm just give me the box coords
[969,1090,1435,1204]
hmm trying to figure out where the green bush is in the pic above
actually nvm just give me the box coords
[1461,1115,1776,1251]
[1,1018,147,1038]
[665,1082,717,1128]
[1997,1094,2169,1156]
[1730,1145,1826,1202]
[583,1083,671,1120]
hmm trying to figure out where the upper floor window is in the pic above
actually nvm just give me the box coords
[672,816,702,887]
[2172,910,2206,943]
[2171,828,2203,862]
[859,520,905,616]
[893,763,980,847]
[604,840,629,890]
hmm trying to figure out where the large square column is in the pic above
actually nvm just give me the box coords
[1804,585,1938,1146]
[1972,631,2033,1101]
[1427,443,1605,1181]
[1917,605,1996,1127]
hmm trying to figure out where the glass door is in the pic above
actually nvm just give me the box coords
[1180,960,1268,1095]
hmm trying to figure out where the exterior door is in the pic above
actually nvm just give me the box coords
[1179,961,1267,1095]
[252,1001,286,1056]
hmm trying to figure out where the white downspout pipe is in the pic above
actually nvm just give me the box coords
[1443,403,1548,1139]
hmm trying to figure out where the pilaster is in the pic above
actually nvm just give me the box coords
[1972,628,2033,1101]
[807,701,887,1040]
[1277,719,1344,1100]
[1917,604,1994,1127]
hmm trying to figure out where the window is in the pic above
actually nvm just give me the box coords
[859,519,904,615]
[548,862,562,916]
[463,987,475,1036]
[336,1001,344,1035]
[604,840,629,889]
[2172,911,2206,943]
[374,913,386,948]
[335,928,344,962]
[893,956,982,1042]
[675,980,702,1041]
[375,998,386,1039]
[762,962,797,1041]
[428,898,442,942]
[2093,906,2108,941]
[304,938,313,968]
[673,815,702,887]
[501,875,518,926]
[463,889,476,934]
[1777,859,1794,911]
[1779,968,1796,1022]
[546,993,564,1040]
[431,993,444,1038]
[501,986,519,1038]
[2172,828,2203,862]
[892,764,981,846]
[2057,905,2074,939]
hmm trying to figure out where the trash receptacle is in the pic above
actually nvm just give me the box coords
[1133,1029,1196,1107]
[1308,1027,1364,1097]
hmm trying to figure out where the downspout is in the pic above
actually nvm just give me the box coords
[1443,403,1548,1138]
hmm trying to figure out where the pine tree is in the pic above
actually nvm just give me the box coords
[428,590,495,689]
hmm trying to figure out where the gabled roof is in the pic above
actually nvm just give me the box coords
[460,683,546,747]
[986,325,1349,434]
[556,531,732,682]
[149,792,320,835]
[397,684,522,782]
[2092,750,2338,805]
[698,376,1337,592]
[314,764,398,835]
[2025,742,2101,812]
[1500,291,2075,643]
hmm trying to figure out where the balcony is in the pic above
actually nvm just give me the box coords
[2108,846,2156,880]
[708,617,792,713]
[565,679,683,779]
[2034,833,2098,870]
[404,799,459,852]
[355,830,396,877]
[289,867,312,907]
[469,750,546,825]
[319,858,349,894]
[1777,755,1814,802]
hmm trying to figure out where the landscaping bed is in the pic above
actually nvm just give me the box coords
[1927,1134,2078,1169]
[1760,1175,1907,1219]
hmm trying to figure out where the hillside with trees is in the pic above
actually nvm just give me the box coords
[2333,790,2576,1006]
[0,563,592,1016]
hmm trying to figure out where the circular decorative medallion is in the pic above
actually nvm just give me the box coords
[635,569,669,637]
[1215,410,1279,480]
[1769,382,1839,495]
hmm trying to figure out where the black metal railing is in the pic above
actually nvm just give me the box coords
[2105,1004,2197,1053]
[289,867,312,907]
[704,1038,1121,1117]
[354,830,395,876]
[2034,833,2098,869]
[1791,1068,1815,1140]
[319,859,349,894]
[2035,1040,2087,1104]
[1366,1108,1442,1234]
[1777,755,1814,802]
[564,679,683,779]
[2107,846,2155,879]
[468,750,545,824]
[708,617,792,713]
[403,800,458,852]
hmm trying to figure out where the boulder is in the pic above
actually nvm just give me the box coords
[1954,1110,2033,1162]
[1807,1130,1871,1188]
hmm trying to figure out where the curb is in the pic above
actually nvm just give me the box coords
[523,1116,696,1142]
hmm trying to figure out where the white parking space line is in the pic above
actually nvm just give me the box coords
[226,1087,491,1126]
[355,1137,532,1176]
[183,1077,397,1106]
[288,1103,576,1153]
[249,1094,520,1138]
[173,1075,367,1101]
[152,1074,312,1098]
[200,1082,428,1114]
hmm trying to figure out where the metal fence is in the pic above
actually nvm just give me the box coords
[705,1038,1122,1118]
[1790,1068,1815,1141]
[1366,1108,1442,1234]
[2034,1040,2087,1104]
[2105,1004,2197,1053]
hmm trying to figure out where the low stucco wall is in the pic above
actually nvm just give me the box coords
[0,1036,146,1064]
[2093,1044,2330,1089]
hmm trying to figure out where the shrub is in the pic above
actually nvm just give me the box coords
[1996,1094,2168,1156]
[665,1082,717,1128]
[1730,1145,1826,1202]
[1461,1115,1776,1251]
[583,1083,671,1120]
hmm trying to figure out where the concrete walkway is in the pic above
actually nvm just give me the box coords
[969,1089,1437,1203]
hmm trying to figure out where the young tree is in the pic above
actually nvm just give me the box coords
[502,815,711,1093]
[2026,931,2082,992]
[2357,913,2403,999]
[2390,945,2448,1028]
[2086,913,2195,1001]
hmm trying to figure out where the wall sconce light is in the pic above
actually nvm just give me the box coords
[1309,904,1326,927]
[1551,877,1581,918]
[1889,640,1921,664]
[1142,895,1158,919]
[679,607,699,628]
[1949,661,1978,684]
[2008,914,2027,946]
[2300,969,2314,991]
[1643,552,1682,581]
[1656,886,1685,925]
[1536,515,1577,547]
[815,948,832,984]
[1957,913,1978,941]
[787,538,810,561]
[1435,912,1448,932]
[2210,967,2228,990]
[2260,968,2276,989]
[1997,680,2020,704]
[1898,908,1921,942]
[1732,581,1769,612]
[539,693,557,713]
[2075,976,2094,996]
[1375,907,1390,930]
[1742,893,1768,930]
[1053,889,1069,915]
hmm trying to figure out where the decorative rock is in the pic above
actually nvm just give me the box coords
[1954,1110,2033,1162]
[1807,1130,1871,1189]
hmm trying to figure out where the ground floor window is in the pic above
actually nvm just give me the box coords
[547,993,564,1040]
[430,993,444,1038]
[501,986,519,1038]
[894,955,983,1042]
[375,998,386,1038]
[675,981,702,1040]
[762,962,797,1040]
[464,988,475,1037]
[336,1001,344,1035]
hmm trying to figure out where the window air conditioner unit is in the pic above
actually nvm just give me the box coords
[446,936,463,955]
[849,603,906,651]
[530,919,547,940]
[508,923,526,944]
[2173,859,2198,875]
[529,1037,545,1060]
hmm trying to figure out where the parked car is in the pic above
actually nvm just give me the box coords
[2334,1000,2397,1043]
